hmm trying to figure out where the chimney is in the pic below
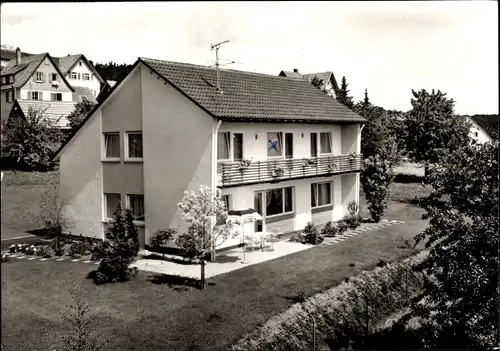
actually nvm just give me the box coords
[15,47,21,65]
[293,68,299,73]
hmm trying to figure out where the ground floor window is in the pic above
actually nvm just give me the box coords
[311,182,332,208]
[221,194,231,211]
[266,187,293,216]
[104,193,121,220]
[127,194,144,221]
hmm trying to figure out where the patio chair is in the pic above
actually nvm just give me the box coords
[269,228,281,243]
[261,236,275,252]
[244,235,260,252]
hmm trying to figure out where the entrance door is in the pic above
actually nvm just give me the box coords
[254,191,264,232]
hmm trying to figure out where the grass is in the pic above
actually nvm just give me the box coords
[1,220,427,351]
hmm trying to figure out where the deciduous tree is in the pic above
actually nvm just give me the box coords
[404,141,499,348]
[67,98,96,132]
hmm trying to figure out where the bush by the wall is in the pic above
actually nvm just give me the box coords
[301,222,324,245]
[320,221,339,237]
[233,251,428,351]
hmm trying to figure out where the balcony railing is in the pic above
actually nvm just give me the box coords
[218,154,363,187]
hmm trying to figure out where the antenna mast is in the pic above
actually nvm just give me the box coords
[210,40,230,93]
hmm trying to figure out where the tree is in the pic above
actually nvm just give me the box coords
[38,176,75,256]
[360,155,395,222]
[61,282,107,351]
[310,76,324,91]
[336,76,354,109]
[94,62,133,82]
[89,204,139,284]
[402,141,499,348]
[175,185,235,289]
[67,98,96,132]
[3,106,63,170]
[405,89,471,177]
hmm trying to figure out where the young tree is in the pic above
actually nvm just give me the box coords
[360,155,395,222]
[89,204,140,284]
[176,185,235,289]
[405,89,471,177]
[3,106,63,170]
[336,76,354,109]
[38,177,75,256]
[67,98,96,131]
[310,76,324,91]
[402,141,499,349]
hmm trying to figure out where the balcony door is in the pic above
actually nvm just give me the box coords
[285,133,293,159]
[254,191,264,232]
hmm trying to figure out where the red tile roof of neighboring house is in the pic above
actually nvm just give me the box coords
[141,58,365,123]
[15,100,75,129]
[72,86,97,104]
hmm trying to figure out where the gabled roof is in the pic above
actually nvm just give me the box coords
[278,70,304,79]
[73,86,97,104]
[53,54,104,83]
[470,114,499,139]
[302,71,340,94]
[1,53,75,92]
[14,100,75,128]
[141,58,365,123]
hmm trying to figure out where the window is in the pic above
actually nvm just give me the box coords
[50,93,62,101]
[266,187,293,217]
[77,73,81,80]
[1,77,6,85]
[8,75,14,84]
[5,91,12,102]
[29,91,42,101]
[83,73,90,81]
[104,193,121,219]
[127,132,143,159]
[233,133,243,161]
[285,132,293,158]
[70,72,77,80]
[79,61,83,66]
[127,195,144,221]
[222,194,231,211]
[267,132,283,157]
[310,133,318,157]
[34,72,44,82]
[51,73,58,81]
[104,133,120,159]
[311,182,332,208]
[217,132,230,160]
[320,132,332,154]
[474,132,478,137]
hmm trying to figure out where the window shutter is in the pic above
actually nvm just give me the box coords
[39,92,43,101]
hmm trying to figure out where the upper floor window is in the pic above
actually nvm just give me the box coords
[474,132,479,137]
[51,73,58,81]
[217,132,244,161]
[50,93,62,101]
[310,132,332,156]
[268,132,283,157]
[28,91,43,101]
[70,72,77,80]
[34,72,45,82]
[5,91,12,103]
[127,194,144,222]
[126,132,143,160]
[79,61,83,67]
[1,76,6,85]
[266,187,294,217]
[311,182,332,208]
[8,75,14,84]
[104,132,120,159]
[83,73,90,81]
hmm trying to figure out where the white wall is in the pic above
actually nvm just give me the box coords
[218,122,346,162]
[65,59,101,97]
[59,109,104,239]
[467,117,493,144]
[19,89,72,102]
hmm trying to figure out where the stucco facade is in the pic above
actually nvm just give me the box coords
[58,60,363,250]
[65,59,101,97]
[467,116,493,144]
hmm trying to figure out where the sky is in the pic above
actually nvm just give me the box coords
[1,1,498,115]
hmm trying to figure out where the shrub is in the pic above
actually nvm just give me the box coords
[301,222,324,245]
[36,245,54,258]
[336,219,349,234]
[68,237,92,258]
[361,155,395,222]
[88,204,139,284]
[1,254,11,263]
[321,221,339,237]
[150,228,177,252]
[24,245,38,255]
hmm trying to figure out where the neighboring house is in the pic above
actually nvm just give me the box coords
[0,48,100,130]
[465,114,498,144]
[97,80,117,103]
[279,69,339,98]
[52,58,366,250]
[0,48,35,71]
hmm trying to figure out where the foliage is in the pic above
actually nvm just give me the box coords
[2,106,63,171]
[343,201,362,229]
[61,282,106,351]
[88,204,139,285]
[233,253,427,351]
[24,244,38,255]
[174,185,235,289]
[38,180,74,256]
[310,76,324,91]
[90,241,111,262]
[301,222,324,245]
[67,98,96,132]
[404,89,471,176]
[320,221,339,237]
[68,235,93,258]
[401,142,499,349]
[94,61,133,82]
[150,228,176,249]
[361,155,395,222]
[336,219,350,234]
[335,76,354,109]
[1,254,11,263]
[36,245,54,258]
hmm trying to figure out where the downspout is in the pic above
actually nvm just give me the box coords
[210,119,222,262]
[356,123,365,216]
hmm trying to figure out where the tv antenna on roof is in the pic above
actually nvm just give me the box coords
[210,40,232,93]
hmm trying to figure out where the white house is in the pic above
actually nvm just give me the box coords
[53,57,366,251]
[279,69,340,98]
[465,115,498,144]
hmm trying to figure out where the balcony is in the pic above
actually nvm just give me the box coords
[217,154,363,188]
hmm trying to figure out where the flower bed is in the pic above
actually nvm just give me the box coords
[7,236,97,261]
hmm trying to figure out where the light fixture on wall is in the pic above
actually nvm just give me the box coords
[301,133,304,138]
[255,134,258,140]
